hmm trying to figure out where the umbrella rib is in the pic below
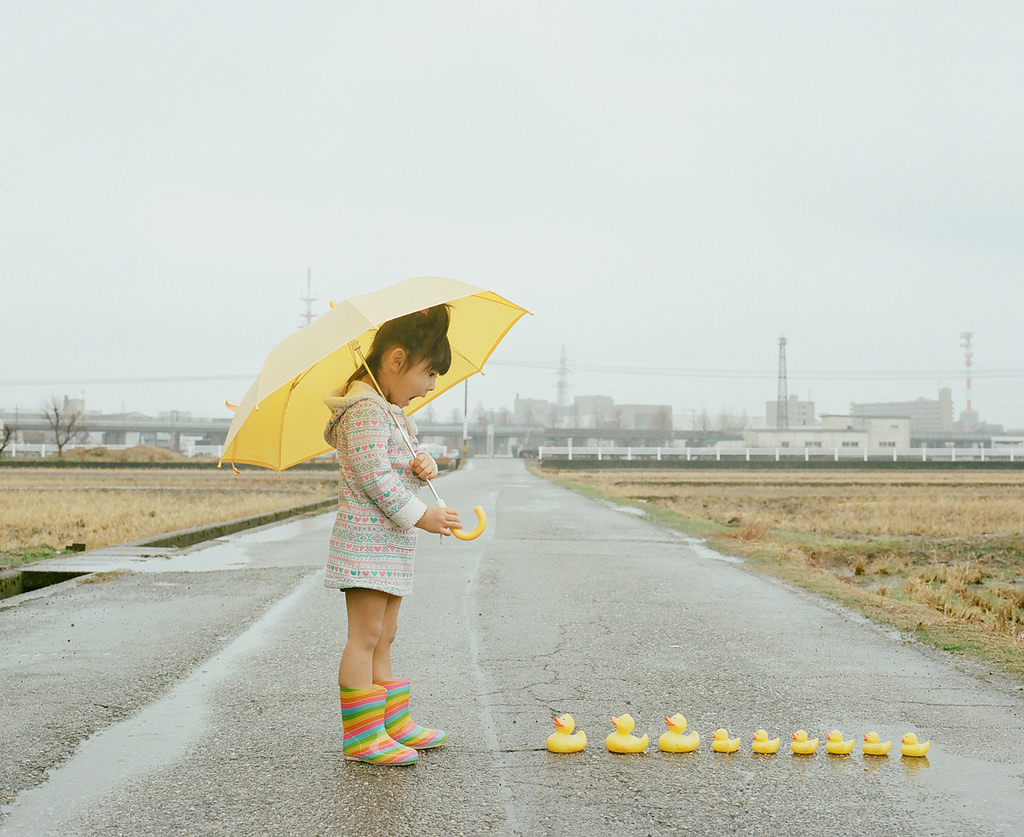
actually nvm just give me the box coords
[450,345,482,374]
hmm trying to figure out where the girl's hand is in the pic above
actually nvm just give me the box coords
[410,451,439,482]
[415,506,461,536]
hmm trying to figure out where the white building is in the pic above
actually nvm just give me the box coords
[741,415,911,449]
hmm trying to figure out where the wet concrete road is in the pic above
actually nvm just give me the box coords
[2,458,1023,836]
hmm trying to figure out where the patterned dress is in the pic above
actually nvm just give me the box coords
[323,381,428,596]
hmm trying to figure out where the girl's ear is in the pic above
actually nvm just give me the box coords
[385,347,407,373]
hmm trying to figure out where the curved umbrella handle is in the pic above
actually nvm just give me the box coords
[451,505,487,541]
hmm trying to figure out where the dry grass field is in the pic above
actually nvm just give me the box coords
[0,463,336,565]
[538,467,1024,679]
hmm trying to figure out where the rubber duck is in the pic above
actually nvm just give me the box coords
[825,730,854,755]
[790,730,819,755]
[711,728,741,753]
[606,714,649,753]
[751,729,780,754]
[546,714,587,753]
[900,733,931,758]
[862,732,892,756]
[658,714,700,753]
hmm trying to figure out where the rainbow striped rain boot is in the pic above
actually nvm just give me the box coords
[376,678,447,749]
[339,685,418,765]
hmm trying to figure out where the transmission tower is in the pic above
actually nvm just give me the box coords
[960,331,975,412]
[300,268,316,327]
[776,336,788,428]
[556,345,570,414]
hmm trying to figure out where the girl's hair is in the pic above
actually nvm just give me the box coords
[348,304,452,390]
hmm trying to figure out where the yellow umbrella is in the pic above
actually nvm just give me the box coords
[220,276,529,474]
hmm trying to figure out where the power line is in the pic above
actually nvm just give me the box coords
[485,361,1024,381]
[0,375,257,386]
[4,366,1023,388]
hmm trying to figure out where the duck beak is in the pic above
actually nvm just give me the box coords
[553,717,564,729]
[611,716,619,725]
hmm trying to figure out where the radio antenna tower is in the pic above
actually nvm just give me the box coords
[556,345,570,413]
[960,331,975,412]
[300,268,316,328]
[776,336,789,428]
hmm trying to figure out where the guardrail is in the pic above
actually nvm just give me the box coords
[538,445,1022,464]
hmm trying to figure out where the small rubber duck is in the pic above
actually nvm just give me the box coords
[900,733,931,758]
[606,714,649,753]
[711,728,741,753]
[862,731,892,756]
[546,714,587,753]
[751,729,780,754]
[825,730,855,755]
[658,714,700,753]
[790,730,819,755]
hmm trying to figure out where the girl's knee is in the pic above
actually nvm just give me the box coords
[379,620,399,647]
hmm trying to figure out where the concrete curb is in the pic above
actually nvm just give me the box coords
[130,497,338,549]
[1,497,338,600]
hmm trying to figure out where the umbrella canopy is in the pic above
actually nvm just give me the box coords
[220,276,530,472]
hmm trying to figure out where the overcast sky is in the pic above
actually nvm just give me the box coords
[3,1,1022,429]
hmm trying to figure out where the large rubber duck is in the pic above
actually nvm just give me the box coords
[900,733,931,758]
[825,730,855,755]
[658,714,700,753]
[711,728,741,753]
[790,730,819,755]
[751,729,780,754]
[546,714,587,753]
[606,714,649,753]
[862,732,892,756]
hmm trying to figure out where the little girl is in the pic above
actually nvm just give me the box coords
[323,305,461,765]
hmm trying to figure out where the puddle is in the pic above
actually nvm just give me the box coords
[606,502,646,517]
[681,535,743,564]
[0,569,321,834]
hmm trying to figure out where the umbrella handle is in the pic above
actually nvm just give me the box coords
[435,497,487,541]
[451,505,487,541]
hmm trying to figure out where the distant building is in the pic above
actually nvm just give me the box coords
[513,396,553,425]
[742,415,910,449]
[766,395,816,427]
[850,387,953,436]
[516,393,671,433]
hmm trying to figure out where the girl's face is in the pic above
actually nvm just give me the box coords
[387,357,439,407]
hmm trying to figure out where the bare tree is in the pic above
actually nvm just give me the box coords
[0,422,12,457]
[41,396,87,456]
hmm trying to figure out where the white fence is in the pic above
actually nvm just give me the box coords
[1,442,224,459]
[539,444,1022,464]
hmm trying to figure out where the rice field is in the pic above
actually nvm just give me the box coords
[0,466,336,562]
[540,467,1024,678]
[554,470,1024,538]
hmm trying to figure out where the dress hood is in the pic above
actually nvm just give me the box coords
[323,380,418,436]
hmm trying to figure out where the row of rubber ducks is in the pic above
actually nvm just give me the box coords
[547,714,931,758]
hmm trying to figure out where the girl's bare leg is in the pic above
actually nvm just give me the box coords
[372,594,403,682]
[338,588,390,690]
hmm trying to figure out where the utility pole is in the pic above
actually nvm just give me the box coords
[777,336,788,429]
[300,268,316,327]
[960,331,975,413]
[556,345,569,420]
